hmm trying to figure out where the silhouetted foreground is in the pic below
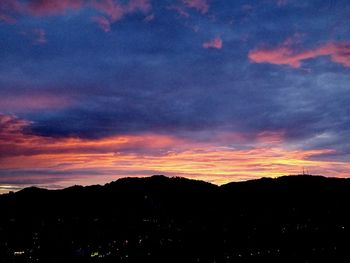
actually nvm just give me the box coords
[1,175,350,262]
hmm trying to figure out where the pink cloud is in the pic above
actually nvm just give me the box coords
[0,94,72,112]
[276,0,288,7]
[203,37,223,49]
[143,13,154,22]
[91,16,111,32]
[0,114,31,138]
[167,5,190,18]
[0,0,21,23]
[182,0,209,14]
[0,0,22,12]
[33,28,47,44]
[25,0,83,16]
[89,0,151,32]
[91,0,151,22]
[126,0,151,13]
[0,0,152,30]
[91,0,125,22]
[249,40,350,68]
[0,14,16,24]
[20,28,48,44]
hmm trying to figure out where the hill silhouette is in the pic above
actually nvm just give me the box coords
[1,175,350,262]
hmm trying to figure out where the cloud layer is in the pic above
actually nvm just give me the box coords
[1,0,350,191]
[1,114,350,192]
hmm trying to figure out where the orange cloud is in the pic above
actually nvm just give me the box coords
[203,37,222,49]
[249,40,350,68]
[1,115,349,189]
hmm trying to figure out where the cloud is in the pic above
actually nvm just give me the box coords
[0,0,22,13]
[0,0,21,23]
[33,28,47,44]
[203,37,222,49]
[0,94,72,112]
[19,28,48,44]
[0,0,83,17]
[0,14,16,23]
[0,114,31,139]
[91,0,151,25]
[91,16,111,32]
[276,0,288,7]
[91,0,126,22]
[126,0,151,13]
[0,0,152,29]
[167,5,190,18]
[182,0,209,14]
[1,114,349,190]
[143,13,154,22]
[249,39,350,68]
[25,0,83,16]
[1,1,350,190]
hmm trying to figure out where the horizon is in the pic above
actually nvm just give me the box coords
[0,173,338,194]
[1,0,350,193]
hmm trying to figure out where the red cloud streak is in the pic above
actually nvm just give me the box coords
[249,41,350,68]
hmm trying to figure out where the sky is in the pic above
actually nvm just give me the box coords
[1,0,350,192]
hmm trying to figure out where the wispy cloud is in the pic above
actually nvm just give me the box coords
[182,0,209,14]
[249,38,350,68]
[91,0,151,22]
[0,14,16,23]
[0,0,152,31]
[25,0,83,16]
[0,94,71,112]
[143,13,154,22]
[91,16,111,32]
[33,28,47,44]
[167,5,190,18]
[203,37,223,49]
[276,0,288,7]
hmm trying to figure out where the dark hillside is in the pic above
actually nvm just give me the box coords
[1,175,350,262]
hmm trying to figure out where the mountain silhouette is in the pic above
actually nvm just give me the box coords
[1,174,350,262]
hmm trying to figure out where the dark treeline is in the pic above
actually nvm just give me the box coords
[1,175,350,262]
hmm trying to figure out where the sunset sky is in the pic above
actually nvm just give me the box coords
[1,0,350,192]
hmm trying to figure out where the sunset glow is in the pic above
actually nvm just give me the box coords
[1,0,350,192]
[1,113,349,193]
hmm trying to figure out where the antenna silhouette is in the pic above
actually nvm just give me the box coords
[302,167,310,175]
